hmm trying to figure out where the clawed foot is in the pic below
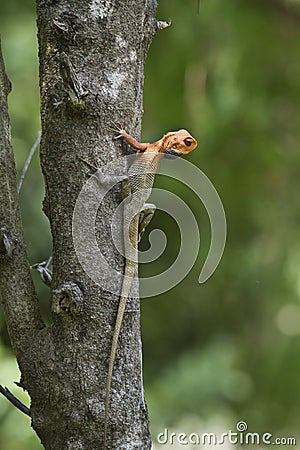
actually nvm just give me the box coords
[109,122,127,139]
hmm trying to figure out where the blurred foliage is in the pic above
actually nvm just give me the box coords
[1,0,300,448]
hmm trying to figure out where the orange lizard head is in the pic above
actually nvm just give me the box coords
[163,129,198,157]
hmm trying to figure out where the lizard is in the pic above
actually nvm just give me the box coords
[104,128,198,447]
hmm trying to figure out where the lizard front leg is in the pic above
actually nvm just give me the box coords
[138,203,156,242]
[113,126,149,152]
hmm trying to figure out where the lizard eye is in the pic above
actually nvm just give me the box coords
[184,138,192,147]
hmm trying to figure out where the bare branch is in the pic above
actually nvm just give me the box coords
[18,131,41,193]
[0,38,45,359]
[0,385,30,416]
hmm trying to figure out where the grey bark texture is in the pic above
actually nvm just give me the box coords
[0,0,161,448]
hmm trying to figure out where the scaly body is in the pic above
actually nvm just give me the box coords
[104,128,198,447]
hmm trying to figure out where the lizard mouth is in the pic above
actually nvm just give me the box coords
[165,149,182,158]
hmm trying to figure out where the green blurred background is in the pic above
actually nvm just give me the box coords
[1,0,300,448]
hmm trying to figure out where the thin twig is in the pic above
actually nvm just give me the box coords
[31,255,53,286]
[45,255,52,270]
[0,385,30,416]
[17,130,41,193]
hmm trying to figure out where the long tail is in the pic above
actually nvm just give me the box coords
[104,259,136,448]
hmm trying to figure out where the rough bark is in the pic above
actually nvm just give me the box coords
[0,0,159,448]
[0,41,45,386]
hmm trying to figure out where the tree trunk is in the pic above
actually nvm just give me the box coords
[0,1,159,448]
